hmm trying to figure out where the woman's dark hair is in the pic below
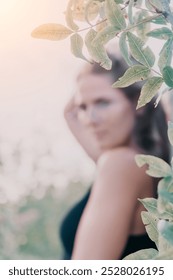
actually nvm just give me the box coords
[77,54,170,164]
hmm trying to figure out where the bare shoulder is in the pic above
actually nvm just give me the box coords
[96,147,152,194]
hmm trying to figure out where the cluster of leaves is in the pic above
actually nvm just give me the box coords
[124,122,173,259]
[32,0,173,109]
[31,0,173,259]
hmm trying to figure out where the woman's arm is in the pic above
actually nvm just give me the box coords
[71,147,153,260]
[64,96,102,162]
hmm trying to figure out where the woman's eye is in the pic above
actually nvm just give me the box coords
[97,100,110,107]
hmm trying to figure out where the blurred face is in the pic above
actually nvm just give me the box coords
[75,73,136,151]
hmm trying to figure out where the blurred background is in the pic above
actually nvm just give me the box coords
[0,0,95,259]
[0,0,171,260]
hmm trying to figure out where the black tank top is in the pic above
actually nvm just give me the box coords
[60,189,157,259]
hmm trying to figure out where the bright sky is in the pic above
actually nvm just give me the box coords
[0,0,94,203]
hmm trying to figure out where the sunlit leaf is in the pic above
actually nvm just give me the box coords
[158,39,173,73]
[147,27,173,40]
[127,32,155,67]
[141,211,159,248]
[163,66,173,87]
[85,29,112,69]
[31,24,73,41]
[70,33,90,62]
[96,19,108,32]
[137,77,163,109]
[123,248,158,260]
[119,32,133,66]
[65,0,79,31]
[112,65,150,88]
[157,179,173,220]
[85,0,100,25]
[105,0,126,30]
[135,154,172,178]
[71,0,99,22]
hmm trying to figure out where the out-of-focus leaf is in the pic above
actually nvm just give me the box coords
[137,77,163,109]
[85,29,112,69]
[105,0,126,29]
[119,32,133,66]
[135,11,150,42]
[128,0,134,25]
[157,179,173,220]
[168,121,173,146]
[65,0,79,31]
[163,66,173,87]
[160,0,173,27]
[141,211,158,248]
[31,24,73,41]
[85,0,100,25]
[123,248,158,260]
[96,19,108,32]
[112,65,150,88]
[158,39,173,73]
[70,33,90,62]
[135,154,172,178]
[147,27,173,40]
[72,0,99,22]
[127,32,155,67]
[146,0,163,11]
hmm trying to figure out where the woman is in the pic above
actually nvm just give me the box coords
[60,55,170,260]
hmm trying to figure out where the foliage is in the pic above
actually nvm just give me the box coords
[31,0,173,259]
[0,182,87,260]
[32,0,173,109]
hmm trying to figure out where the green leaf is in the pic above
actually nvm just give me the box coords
[31,24,73,41]
[92,25,119,46]
[154,247,173,259]
[158,220,173,246]
[160,0,173,27]
[163,66,173,87]
[147,27,173,40]
[137,77,163,109]
[123,248,158,260]
[105,0,126,30]
[146,0,163,11]
[151,17,167,25]
[135,154,172,178]
[85,29,112,70]
[135,11,150,42]
[128,0,134,25]
[119,32,133,66]
[168,121,173,146]
[157,179,173,220]
[158,39,173,73]
[70,33,90,62]
[112,65,150,88]
[139,198,158,217]
[141,211,159,248]
[127,32,155,67]
[65,0,79,31]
